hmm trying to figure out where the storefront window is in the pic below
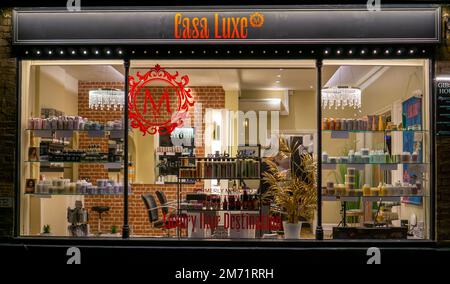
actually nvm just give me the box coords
[127,60,318,239]
[18,59,432,241]
[19,61,126,237]
[321,60,431,240]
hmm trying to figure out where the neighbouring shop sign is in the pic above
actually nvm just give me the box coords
[436,80,450,136]
[13,7,440,44]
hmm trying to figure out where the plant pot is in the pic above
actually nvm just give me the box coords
[283,221,302,239]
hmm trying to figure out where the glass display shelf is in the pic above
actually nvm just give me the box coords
[322,129,428,133]
[322,195,428,202]
[178,177,261,180]
[26,129,125,132]
[25,160,123,164]
[25,192,125,197]
[26,129,125,139]
[322,162,428,165]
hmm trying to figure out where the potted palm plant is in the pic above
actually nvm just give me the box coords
[262,137,317,239]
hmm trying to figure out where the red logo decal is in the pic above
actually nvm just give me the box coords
[128,64,193,135]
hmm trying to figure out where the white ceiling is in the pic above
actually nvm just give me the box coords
[60,65,124,82]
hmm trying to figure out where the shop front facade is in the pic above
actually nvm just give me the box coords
[1,2,450,263]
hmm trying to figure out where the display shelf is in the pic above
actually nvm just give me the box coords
[322,162,428,165]
[178,177,261,180]
[322,195,426,202]
[26,129,125,139]
[322,129,428,133]
[180,208,260,213]
[25,192,124,197]
[25,160,123,164]
[26,129,125,132]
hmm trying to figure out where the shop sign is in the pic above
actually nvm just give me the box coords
[174,12,264,40]
[13,7,440,44]
[128,64,194,136]
[436,80,450,136]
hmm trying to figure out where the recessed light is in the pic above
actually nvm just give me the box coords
[83,50,87,55]
[118,50,123,54]
[277,74,281,78]
[60,50,64,55]
[48,50,52,55]
[385,50,390,54]
[36,50,41,55]
[94,50,99,55]
[106,50,111,55]
[71,50,76,55]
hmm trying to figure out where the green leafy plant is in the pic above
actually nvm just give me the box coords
[111,225,118,234]
[262,137,317,224]
[43,224,51,234]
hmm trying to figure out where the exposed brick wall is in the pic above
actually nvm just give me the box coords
[0,8,16,238]
[78,82,225,235]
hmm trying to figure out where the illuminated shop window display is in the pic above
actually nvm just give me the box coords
[19,59,431,240]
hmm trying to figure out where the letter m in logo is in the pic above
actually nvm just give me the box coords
[143,87,173,119]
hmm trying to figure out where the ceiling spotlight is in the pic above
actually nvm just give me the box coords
[361,50,366,55]
[118,50,123,54]
[36,50,41,55]
[409,49,415,54]
[277,74,281,78]
[336,49,342,55]
[83,50,87,55]
[385,49,390,54]
[60,50,64,55]
[48,50,52,55]
[106,50,111,55]
[397,49,402,54]
[71,50,76,55]
[324,49,330,55]
[94,50,99,55]
[373,49,378,55]
[25,51,29,55]
[348,50,354,55]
